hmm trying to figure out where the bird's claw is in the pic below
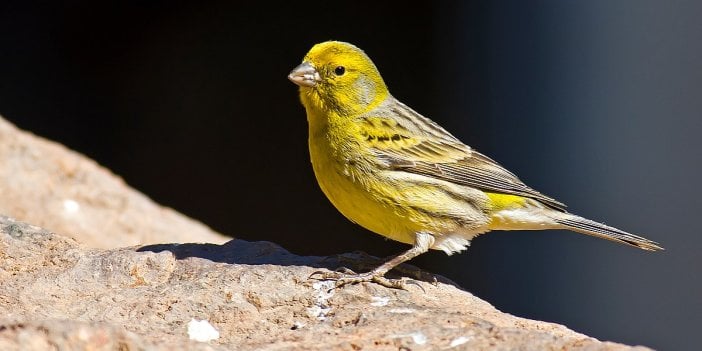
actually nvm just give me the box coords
[334,266,357,274]
[309,269,423,291]
[308,267,356,280]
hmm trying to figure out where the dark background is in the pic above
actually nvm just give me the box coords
[1,1,699,349]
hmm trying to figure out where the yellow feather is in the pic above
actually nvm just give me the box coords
[485,193,528,211]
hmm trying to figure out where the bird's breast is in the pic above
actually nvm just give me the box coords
[307,125,423,245]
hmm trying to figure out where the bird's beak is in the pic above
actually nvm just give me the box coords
[288,62,320,88]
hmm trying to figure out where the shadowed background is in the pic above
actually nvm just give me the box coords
[1,1,699,349]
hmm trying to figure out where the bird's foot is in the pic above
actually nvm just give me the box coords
[335,252,438,285]
[309,268,421,291]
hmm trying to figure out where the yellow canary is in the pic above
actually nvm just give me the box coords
[288,41,662,288]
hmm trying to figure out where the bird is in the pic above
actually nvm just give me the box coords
[287,41,662,289]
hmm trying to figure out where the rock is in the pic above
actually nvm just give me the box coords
[0,320,221,351]
[0,216,651,350]
[0,116,229,248]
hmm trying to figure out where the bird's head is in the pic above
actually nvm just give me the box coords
[289,41,389,116]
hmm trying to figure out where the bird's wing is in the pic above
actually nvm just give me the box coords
[360,100,566,210]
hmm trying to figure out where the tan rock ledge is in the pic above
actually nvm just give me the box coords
[0,216,651,351]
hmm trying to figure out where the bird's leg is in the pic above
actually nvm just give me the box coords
[310,233,434,289]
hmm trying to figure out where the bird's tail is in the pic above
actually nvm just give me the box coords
[552,212,663,251]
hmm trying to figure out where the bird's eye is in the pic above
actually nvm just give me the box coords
[334,66,346,76]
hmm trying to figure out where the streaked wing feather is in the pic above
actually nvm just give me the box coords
[406,151,565,210]
[365,99,566,210]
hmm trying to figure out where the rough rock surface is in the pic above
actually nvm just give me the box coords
[0,116,229,248]
[0,216,651,350]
